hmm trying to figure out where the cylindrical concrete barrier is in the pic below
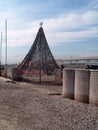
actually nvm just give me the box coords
[62,69,75,99]
[75,69,90,103]
[89,70,98,106]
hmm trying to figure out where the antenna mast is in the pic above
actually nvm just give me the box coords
[5,19,7,77]
[0,32,2,76]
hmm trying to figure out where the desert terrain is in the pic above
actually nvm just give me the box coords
[0,77,97,130]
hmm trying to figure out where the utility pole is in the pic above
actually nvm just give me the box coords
[0,32,2,76]
[5,19,7,78]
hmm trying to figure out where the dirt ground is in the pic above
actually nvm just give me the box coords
[0,77,98,130]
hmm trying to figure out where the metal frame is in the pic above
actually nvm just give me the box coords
[14,27,59,81]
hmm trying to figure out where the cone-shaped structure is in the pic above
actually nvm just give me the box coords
[14,27,59,79]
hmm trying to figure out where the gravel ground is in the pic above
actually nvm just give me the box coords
[0,77,98,130]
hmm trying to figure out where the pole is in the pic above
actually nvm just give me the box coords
[39,23,43,83]
[39,65,41,83]
[5,19,7,77]
[0,32,2,76]
[39,39,42,83]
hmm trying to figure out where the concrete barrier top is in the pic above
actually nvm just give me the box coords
[90,69,98,72]
[75,69,89,71]
[63,68,75,71]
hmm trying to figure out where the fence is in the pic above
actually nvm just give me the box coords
[1,67,62,84]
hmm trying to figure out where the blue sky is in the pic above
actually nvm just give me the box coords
[0,0,98,64]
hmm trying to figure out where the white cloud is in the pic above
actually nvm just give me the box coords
[87,0,98,9]
[44,10,98,31]
[87,47,98,50]
[2,10,98,47]
[46,27,98,46]
[82,11,98,25]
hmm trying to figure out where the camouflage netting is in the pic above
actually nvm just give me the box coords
[14,27,59,80]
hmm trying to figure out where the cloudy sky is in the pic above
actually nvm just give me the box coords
[0,0,98,64]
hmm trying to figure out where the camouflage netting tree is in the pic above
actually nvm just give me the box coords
[14,26,59,80]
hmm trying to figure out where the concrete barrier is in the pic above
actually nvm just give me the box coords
[62,69,75,99]
[74,69,90,103]
[89,70,98,106]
